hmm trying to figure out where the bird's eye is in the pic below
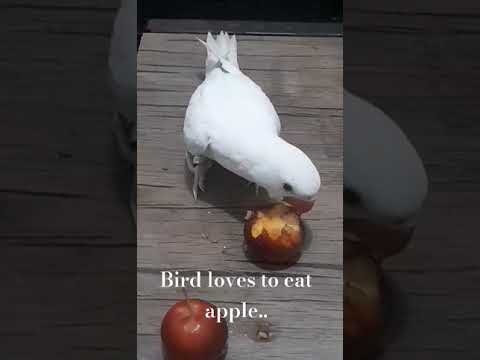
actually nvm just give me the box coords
[283,183,293,192]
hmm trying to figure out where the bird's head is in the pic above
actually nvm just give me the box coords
[257,138,321,214]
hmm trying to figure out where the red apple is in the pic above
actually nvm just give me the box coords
[161,299,228,360]
[244,203,303,265]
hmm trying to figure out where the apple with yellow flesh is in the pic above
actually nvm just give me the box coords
[244,203,303,265]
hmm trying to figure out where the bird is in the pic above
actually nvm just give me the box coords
[344,89,428,257]
[183,32,321,214]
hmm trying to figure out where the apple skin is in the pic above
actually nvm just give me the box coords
[161,299,228,360]
[344,250,384,359]
[244,203,303,265]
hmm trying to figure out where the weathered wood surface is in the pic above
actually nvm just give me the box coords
[1,2,136,359]
[345,3,480,359]
[137,33,343,359]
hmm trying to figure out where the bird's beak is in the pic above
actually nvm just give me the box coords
[283,196,315,214]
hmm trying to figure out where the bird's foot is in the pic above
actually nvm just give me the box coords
[198,170,207,192]
[193,161,210,200]
[186,153,212,200]
[185,151,195,173]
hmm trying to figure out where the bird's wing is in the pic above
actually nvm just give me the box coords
[184,71,281,157]
[236,74,282,136]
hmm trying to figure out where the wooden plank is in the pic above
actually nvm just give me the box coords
[137,33,343,359]
[1,3,136,359]
[345,3,480,358]
[3,0,119,10]
[1,247,135,360]
[2,7,116,35]
[139,299,341,360]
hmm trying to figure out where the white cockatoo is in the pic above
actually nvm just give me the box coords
[344,89,428,257]
[344,90,428,223]
[184,32,321,213]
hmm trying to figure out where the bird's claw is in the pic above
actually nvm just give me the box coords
[192,164,202,200]
[187,152,211,200]
[193,168,208,200]
[185,151,195,172]
[198,176,207,192]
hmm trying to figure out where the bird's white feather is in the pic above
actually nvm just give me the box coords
[203,31,239,74]
[185,32,280,158]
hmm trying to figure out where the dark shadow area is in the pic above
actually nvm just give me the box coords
[183,160,272,221]
[141,0,342,23]
[140,0,343,36]
[382,274,409,352]
[1,2,136,359]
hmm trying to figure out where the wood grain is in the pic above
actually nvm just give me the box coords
[137,33,343,359]
[1,2,136,359]
[345,2,480,358]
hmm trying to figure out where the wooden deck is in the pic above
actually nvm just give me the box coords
[1,1,137,359]
[137,33,343,359]
[346,6,480,359]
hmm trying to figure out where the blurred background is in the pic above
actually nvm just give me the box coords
[141,0,342,21]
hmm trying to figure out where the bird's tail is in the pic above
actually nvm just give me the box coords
[197,31,239,76]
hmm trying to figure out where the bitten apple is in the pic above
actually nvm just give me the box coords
[244,203,303,265]
[161,299,228,360]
